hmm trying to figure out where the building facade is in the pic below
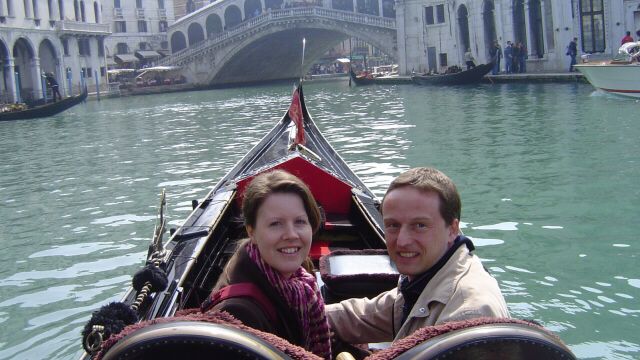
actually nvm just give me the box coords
[0,0,110,103]
[396,0,640,74]
[101,0,176,69]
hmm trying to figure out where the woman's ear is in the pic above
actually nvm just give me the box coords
[246,225,255,243]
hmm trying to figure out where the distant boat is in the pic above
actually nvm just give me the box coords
[575,42,640,98]
[0,89,87,121]
[411,62,493,85]
[349,67,405,86]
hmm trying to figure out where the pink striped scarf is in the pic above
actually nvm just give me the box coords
[247,242,332,359]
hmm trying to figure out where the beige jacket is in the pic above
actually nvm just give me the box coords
[325,246,510,344]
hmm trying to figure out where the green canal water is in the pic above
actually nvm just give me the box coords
[0,81,638,359]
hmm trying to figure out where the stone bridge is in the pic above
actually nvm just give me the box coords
[160,4,397,85]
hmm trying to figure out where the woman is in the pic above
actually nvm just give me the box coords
[203,170,331,359]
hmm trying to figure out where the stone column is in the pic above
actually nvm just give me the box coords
[540,0,547,57]
[25,0,34,18]
[495,1,507,44]
[523,1,532,57]
[4,58,17,103]
[51,0,61,20]
[378,0,383,17]
[395,0,407,74]
[31,57,44,100]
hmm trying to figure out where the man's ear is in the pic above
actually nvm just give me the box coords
[448,218,460,245]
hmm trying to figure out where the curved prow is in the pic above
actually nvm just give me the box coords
[100,322,295,360]
[367,318,576,360]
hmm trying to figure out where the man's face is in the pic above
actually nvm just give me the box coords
[383,187,459,280]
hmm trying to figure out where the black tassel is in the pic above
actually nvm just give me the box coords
[81,302,138,351]
[132,264,168,292]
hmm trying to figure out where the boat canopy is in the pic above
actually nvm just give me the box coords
[135,66,181,80]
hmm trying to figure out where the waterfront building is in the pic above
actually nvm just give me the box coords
[0,0,110,103]
[396,0,640,74]
[101,0,176,70]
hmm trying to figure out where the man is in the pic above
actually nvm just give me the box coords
[567,37,578,72]
[621,31,634,45]
[463,48,476,70]
[490,40,502,75]
[326,167,510,344]
[44,72,62,102]
[504,41,513,74]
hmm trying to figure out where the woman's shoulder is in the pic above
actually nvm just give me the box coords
[212,297,275,332]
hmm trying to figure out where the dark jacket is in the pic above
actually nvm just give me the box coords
[209,244,305,346]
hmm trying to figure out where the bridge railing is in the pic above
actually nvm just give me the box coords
[160,6,395,66]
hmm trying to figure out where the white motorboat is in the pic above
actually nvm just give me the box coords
[575,41,640,98]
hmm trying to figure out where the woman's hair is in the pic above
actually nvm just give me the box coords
[242,170,321,233]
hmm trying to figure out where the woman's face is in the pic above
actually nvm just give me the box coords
[247,192,312,278]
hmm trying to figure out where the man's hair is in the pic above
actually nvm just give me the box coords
[382,167,461,225]
[242,169,321,233]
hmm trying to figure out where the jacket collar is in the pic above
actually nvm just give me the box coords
[401,244,474,321]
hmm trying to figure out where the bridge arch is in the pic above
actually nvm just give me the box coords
[206,13,223,37]
[244,0,261,19]
[171,31,187,53]
[38,38,60,78]
[332,0,353,12]
[265,0,282,10]
[224,5,242,29]
[188,22,205,46]
[209,19,395,84]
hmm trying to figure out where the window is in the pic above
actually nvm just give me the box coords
[116,42,128,54]
[100,66,106,77]
[425,6,434,25]
[114,0,120,8]
[98,38,104,56]
[439,53,447,67]
[136,0,142,9]
[114,20,126,32]
[86,67,92,77]
[138,20,147,32]
[159,20,167,32]
[436,4,445,23]
[580,0,605,53]
[160,41,168,49]
[158,0,164,9]
[78,38,91,56]
[139,42,147,50]
[62,38,69,55]
[425,4,445,25]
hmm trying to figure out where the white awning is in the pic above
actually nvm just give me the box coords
[135,50,162,59]
[115,54,139,63]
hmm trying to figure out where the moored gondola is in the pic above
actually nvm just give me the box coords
[0,88,88,121]
[411,62,494,86]
[79,84,576,360]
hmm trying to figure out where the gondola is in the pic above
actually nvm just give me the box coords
[0,88,88,121]
[349,68,405,86]
[411,62,494,86]
[349,68,377,86]
[79,84,576,360]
